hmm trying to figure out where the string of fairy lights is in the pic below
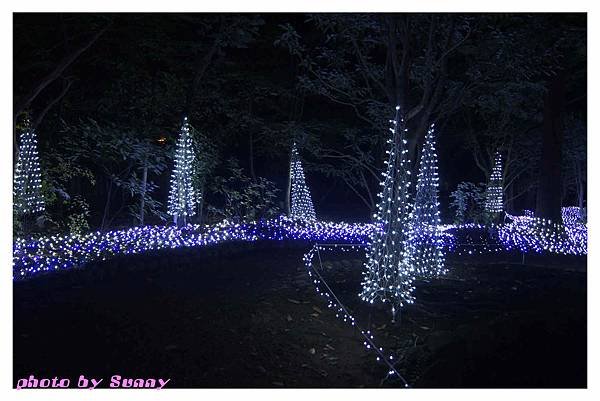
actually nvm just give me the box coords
[485,151,504,214]
[13,217,374,280]
[12,110,587,386]
[289,142,317,221]
[303,243,410,387]
[167,117,197,225]
[407,123,446,279]
[360,106,415,321]
[14,117,45,216]
[14,211,586,281]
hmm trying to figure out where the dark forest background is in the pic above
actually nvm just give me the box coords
[13,13,586,235]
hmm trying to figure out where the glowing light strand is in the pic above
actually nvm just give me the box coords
[407,124,446,278]
[360,106,414,320]
[14,215,586,281]
[167,117,196,224]
[14,117,45,216]
[13,217,373,280]
[485,151,503,214]
[289,142,317,220]
[303,243,409,387]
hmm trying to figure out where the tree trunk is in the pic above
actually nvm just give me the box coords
[286,147,292,215]
[574,160,584,209]
[535,71,565,221]
[139,155,148,226]
[197,182,205,225]
[183,33,221,117]
[249,129,256,182]
[100,180,113,231]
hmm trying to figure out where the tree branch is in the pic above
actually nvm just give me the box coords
[32,78,74,129]
[14,21,111,120]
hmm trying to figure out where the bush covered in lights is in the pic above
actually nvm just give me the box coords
[13,217,374,280]
[14,209,586,281]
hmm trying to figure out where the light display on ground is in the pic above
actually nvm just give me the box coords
[13,217,373,280]
[303,243,410,387]
[14,208,587,281]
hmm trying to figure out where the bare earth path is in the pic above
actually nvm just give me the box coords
[14,242,586,388]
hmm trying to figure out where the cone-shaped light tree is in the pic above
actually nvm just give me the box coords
[485,151,504,214]
[289,142,317,220]
[407,123,446,278]
[360,106,414,321]
[167,117,197,225]
[14,117,45,216]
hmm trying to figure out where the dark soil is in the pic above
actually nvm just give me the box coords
[13,241,586,388]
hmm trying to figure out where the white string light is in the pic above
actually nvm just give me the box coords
[289,142,317,221]
[485,151,503,214]
[408,124,446,278]
[167,117,196,224]
[360,106,414,320]
[303,243,410,387]
[14,117,45,216]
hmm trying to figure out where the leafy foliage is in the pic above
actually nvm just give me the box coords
[450,182,487,224]
[207,158,281,222]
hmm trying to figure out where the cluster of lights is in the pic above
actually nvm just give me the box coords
[289,142,317,220]
[485,151,503,214]
[440,223,510,255]
[561,206,586,226]
[440,211,587,256]
[14,117,45,216]
[13,217,375,280]
[14,213,586,282]
[407,124,446,278]
[360,106,415,320]
[167,117,197,224]
[303,244,409,387]
[499,210,587,255]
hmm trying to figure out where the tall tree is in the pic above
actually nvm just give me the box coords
[13,15,111,153]
[536,72,566,221]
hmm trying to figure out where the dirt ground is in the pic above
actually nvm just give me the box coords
[13,241,586,388]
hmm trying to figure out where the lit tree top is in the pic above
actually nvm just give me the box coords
[360,106,414,320]
[289,142,317,221]
[485,151,503,214]
[167,117,196,222]
[14,117,45,216]
[407,123,446,278]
